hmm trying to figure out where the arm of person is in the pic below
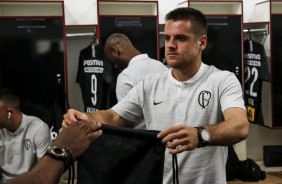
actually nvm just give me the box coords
[63,78,145,129]
[157,107,249,154]
[7,156,64,184]
[205,107,249,146]
[5,120,102,184]
[63,109,126,128]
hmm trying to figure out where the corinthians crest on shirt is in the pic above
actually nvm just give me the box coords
[198,90,212,109]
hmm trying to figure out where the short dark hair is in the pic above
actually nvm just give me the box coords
[165,7,207,36]
[0,88,20,109]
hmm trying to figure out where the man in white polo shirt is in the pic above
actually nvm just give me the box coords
[63,7,249,184]
[104,33,168,129]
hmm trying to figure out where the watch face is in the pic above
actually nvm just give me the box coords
[54,147,64,154]
[201,129,210,142]
[46,146,73,172]
[51,146,67,158]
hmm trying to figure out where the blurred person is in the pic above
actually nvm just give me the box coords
[1,120,102,184]
[0,88,51,182]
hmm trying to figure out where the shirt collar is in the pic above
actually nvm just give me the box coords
[128,54,148,67]
[170,62,208,86]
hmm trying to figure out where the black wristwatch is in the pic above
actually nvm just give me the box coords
[195,126,210,148]
[45,145,73,172]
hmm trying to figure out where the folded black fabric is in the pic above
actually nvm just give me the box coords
[77,124,166,184]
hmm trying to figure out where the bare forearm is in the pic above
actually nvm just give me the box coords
[87,109,125,126]
[157,108,249,155]
[207,108,249,146]
[8,156,64,184]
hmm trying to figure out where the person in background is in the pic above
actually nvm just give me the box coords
[1,120,102,184]
[104,33,168,129]
[0,88,51,182]
[63,7,249,184]
[104,33,168,102]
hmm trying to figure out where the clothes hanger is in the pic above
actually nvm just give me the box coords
[91,26,97,46]
[248,28,252,41]
[247,28,254,52]
[91,30,97,57]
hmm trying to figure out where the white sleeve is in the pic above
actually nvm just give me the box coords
[116,72,134,102]
[34,122,52,158]
[112,80,144,123]
[219,72,246,112]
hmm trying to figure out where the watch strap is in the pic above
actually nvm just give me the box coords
[195,126,209,148]
[45,146,73,172]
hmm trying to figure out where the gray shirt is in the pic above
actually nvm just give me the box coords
[0,114,51,182]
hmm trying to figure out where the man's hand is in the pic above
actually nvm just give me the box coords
[157,124,198,154]
[54,120,102,159]
[62,109,89,129]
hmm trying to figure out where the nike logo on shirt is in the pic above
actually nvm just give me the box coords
[154,101,164,105]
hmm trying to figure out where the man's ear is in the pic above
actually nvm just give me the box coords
[199,35,207,51]
[110,45,119,56]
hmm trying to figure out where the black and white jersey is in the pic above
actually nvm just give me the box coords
[76,43,112,113]
[244,39,271,123]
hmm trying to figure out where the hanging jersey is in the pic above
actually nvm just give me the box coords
[76,44,112,113]
[77,124,166,184]
[244,39,271,124]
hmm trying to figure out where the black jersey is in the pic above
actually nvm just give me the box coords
[244,39,271,124]
[76,43,112,113]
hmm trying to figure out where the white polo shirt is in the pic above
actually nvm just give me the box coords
[112,63,246,184]
[116,54,168,129]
